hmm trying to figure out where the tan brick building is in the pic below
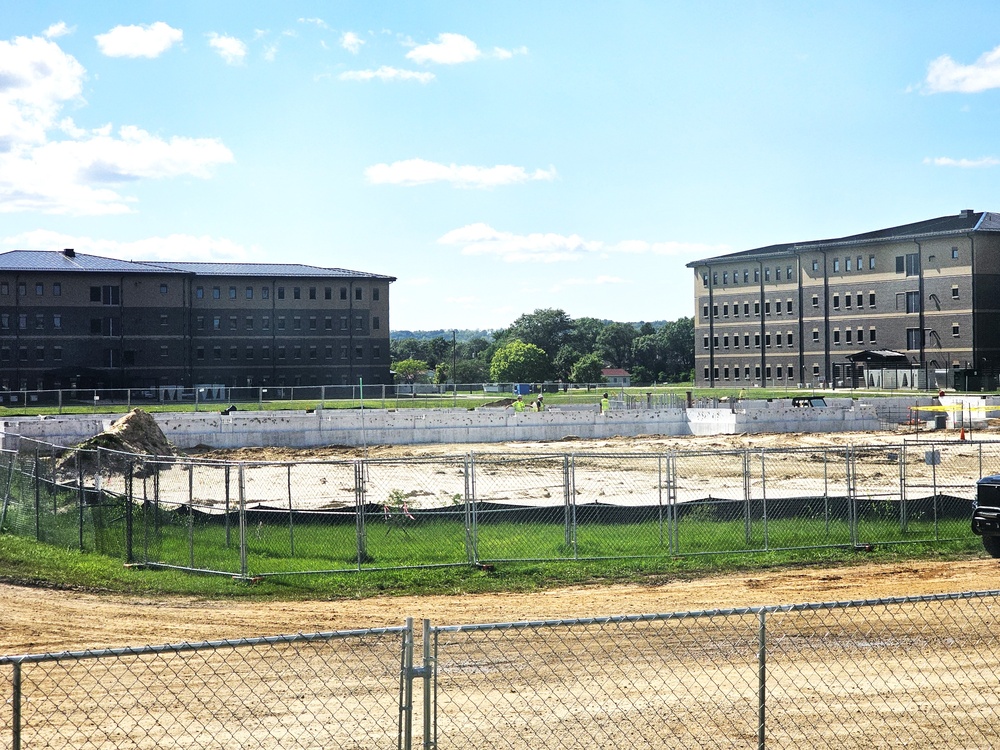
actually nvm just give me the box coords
[687,210,1000,388]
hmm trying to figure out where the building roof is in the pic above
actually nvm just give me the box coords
[686,209,1000,267]
[601,368,631,377]
[0,250,396,281]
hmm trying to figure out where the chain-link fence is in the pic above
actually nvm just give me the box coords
[4,591,1000,748]
[0,437,989,578]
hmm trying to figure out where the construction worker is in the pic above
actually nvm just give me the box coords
[533,395,544,412]
[600,392,609,414]
[511,395,525,412]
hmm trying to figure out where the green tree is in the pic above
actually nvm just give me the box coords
[489,340,550,382]
[660,316,694,381]
[499,309,573,357]
[392,358,430,383]
[568,317,606,352]
[552,344,583,380]
[569,352,606,384]
[597,322,638,368]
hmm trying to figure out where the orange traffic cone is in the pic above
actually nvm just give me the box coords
[960,427,966,441]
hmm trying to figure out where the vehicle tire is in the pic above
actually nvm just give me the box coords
[983,535,1000,558]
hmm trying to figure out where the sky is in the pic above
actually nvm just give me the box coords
[4,2,1000,332]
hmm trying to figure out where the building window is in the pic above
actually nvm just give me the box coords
[196,286,204,299]
[293,316,302,330]
[246,346,254,359]
[869,328,877,343]
[702,304,709,318]
[833,294,840,310]
[896,253,920,276]
[702,336,709,350]
[713,335,719,349]
[833,329,840,345]
[309,316,317,330]
[159,314,167,326]
[713,304,719,317]
[373,288,380,301]
[845,294,852,309]
[952,247,959,259]
[811,260,819,272]
[213,286,221,299]
[228,286,236,300]
[245,316,254,330]
[355,288,363,301]
[262,316,270,330]
[869,292,876,307]
[90,285,120,305]
[160,346,169,358]
[277,317,286,330]
[52,283,60,296]
[906,291,920,314]
[53,314,61,329]
[213,316,221,330]
[160,283,168,294]
[262,287,270,300]
[833,259,840,273]
[373,345,381,359]
[277,287,285,300]
[246,287,253,299]
[293,287,301,300]
[263,346,271,359]
[325,316,333,330]
[278,346,286,359]
[723,366,730,380]
[325,287,332,300]
[34,313,43,329]
[230,346,238,360]
[230,316,238,330]
[293,346,302,359]
[17,282,26,297]
[846,257,852,272]
[856,256,862,271]
[811,295,819,308]
[373,316,380,330]
[775,333,782,347]
[341,345,348,359]
[309,287,317,300]
[325,345,333,359]
[196,347,205,360]
[340,316,348,330]
[18,314,26,330]
[355,345,364,358]
[845,329,852,344]
[213,346,222,359]
[952,286,960,300]
[869,255,876,269]
[906,328,922,349]
[764,301,771,315]
[355,315,363,330]
[702,274,709,287]
[764,268,771,281]
[704,367,710,380]
[812,329,819,343]
[723,335,730,348]
[787,333,794,346]
[197,316,205,330]
[754,333,761,348]
[34,282,43,296]
[1,282,8,295]
[952,324,960,337]
[309,346,318,360]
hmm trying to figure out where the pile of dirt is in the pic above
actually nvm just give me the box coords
[58,409,178,477]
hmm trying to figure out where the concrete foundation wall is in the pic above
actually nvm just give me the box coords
[1,399,883,450]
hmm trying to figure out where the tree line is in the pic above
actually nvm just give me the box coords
[390,308,693,385]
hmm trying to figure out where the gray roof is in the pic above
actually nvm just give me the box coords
[0,250,395,281]
[687,210,1000,267]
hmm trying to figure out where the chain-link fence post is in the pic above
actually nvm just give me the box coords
[33,448,40,541]
[355,460,368,569]
[10,661,21,750]
[399,617,414,750]
[422,618,433,750]
[224,464,231,548]
[570,456,578,558]
[563,455,571,548]
[463,455,476,565]
[286,465,295,557]
[1,452,16,534]
[238,463,248,579]
[744,449,752,547]
[125,462,134,565]
[186,464,195,568]
[757,609,766,750]
[761,451,769,550]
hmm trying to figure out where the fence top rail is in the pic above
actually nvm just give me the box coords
[12,437,1000,470]
[430,589,1000,634]
[0,623,411,666]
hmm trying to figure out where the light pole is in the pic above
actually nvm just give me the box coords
[452,330,458,406]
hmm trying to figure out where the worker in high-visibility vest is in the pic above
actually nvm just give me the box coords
[533,395,544,412]
[511,395,525,412]
[600,392,609,414]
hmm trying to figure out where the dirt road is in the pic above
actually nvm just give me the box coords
[2,557,995,654]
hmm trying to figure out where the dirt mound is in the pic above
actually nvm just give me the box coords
[59,409,178,477]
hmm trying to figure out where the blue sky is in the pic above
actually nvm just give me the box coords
[4,2,1000,331]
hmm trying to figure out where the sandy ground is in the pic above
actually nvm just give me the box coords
[1,557,996,655]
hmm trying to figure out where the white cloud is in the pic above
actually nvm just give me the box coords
[0,229,254,262]
[550,276,626,293]
[298,18,330,30]
[923,156,1000,168]
[95,22,182,58]
[406,33,481,65]
[924,45,1000,93]
[0,35,233,215]
[438,223,727,263]
[339,66,434,83]
[43,22,74,39]
[0,36,85,147]
[341,31,364,54]
[208,33,247,65]
[365,159,556,188]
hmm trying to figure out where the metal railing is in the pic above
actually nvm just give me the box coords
[4,591,1000,748]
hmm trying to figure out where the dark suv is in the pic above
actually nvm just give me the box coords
[972,475,1000,557]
